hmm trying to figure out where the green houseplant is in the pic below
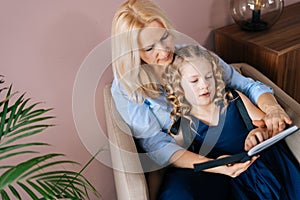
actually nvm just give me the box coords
[0,76,100,200]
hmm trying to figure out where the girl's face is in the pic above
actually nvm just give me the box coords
[180,57,216,107]
[138,20,175,67]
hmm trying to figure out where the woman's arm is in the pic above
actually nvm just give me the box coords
[256,93,292,135]
[111,79,183,166]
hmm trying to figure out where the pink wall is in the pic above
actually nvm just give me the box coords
[1,0,298,199]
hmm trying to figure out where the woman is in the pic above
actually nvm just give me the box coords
[110,0,292,199]
[111,0,290,167]
[163,45,300,199]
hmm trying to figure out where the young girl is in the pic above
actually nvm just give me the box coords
[163,45,300,199]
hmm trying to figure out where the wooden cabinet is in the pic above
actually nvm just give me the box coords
[214,2,300,103]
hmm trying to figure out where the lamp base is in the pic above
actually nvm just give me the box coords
[240,20,269,32]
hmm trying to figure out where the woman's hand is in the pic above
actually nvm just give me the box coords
[244,128,269,151]
[209,155,259,178]
[252,107,292,136]
[256,94,292,135]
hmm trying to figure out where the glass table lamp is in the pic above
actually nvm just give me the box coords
[230,0,284,31]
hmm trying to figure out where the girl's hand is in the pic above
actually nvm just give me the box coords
[244,128,269,151]
[210,155,259,178]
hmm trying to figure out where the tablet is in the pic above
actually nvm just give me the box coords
[248,125,299,156]
[194,125,299,172]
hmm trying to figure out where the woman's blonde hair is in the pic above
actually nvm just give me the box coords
[111,0,174,103]
[164,45,228,121]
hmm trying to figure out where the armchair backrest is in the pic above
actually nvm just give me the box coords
[103,84,150,200]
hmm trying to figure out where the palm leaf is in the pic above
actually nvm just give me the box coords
[8,185,21,200]
[0,150,38,161]
[0,189,10,200]
[0,128,47,147]
[0,142,49,153]
[20,160,78,179]
[0,78,100,199]
[0,84,11,139]
[17,182,40,200]
[0,154,64,189]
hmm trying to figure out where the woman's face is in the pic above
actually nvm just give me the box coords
[138,21,175,67]
[180,57,216,107]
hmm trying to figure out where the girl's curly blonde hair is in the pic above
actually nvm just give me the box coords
[164,45,228,121]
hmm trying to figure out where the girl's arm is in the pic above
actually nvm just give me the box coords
[237,90,291,135]
[236,90,265,121]
[237,91,276,150]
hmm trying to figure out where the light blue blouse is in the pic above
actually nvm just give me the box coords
[111,57,273,166]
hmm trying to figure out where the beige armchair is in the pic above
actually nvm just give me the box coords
[104,63,300,200]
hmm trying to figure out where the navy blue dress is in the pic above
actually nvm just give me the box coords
[192,101,300,200]
[158,100,300,200]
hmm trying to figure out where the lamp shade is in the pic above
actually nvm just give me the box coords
[230,0,284,31]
